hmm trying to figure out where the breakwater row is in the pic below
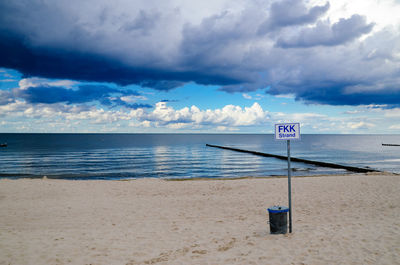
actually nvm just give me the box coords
[206,144,381,173]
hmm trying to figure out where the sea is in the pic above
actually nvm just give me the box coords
[0,134,399,180]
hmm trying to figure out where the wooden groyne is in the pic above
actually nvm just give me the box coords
[382,143,400,146]
[206,144,381,173]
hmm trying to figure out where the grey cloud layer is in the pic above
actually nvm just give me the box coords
[258,0,330,34]
[13,85,152,109]
[2,80,152,109]
[0,0,399,106]
[276,15,374,48]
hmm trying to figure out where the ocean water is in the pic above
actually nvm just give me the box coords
[0,134,399,180]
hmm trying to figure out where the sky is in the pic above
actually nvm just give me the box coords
[0,0,400,133]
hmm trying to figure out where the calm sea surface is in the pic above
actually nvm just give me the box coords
[0,134,399,180]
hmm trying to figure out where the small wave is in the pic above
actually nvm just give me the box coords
[292,167,314,172]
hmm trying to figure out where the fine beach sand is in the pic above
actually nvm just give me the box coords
[1,174,399,265]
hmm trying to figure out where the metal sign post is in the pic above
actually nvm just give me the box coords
[287,139,292,233]
[275,123,300,233]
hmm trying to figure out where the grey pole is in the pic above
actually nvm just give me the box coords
[287,140,292,233]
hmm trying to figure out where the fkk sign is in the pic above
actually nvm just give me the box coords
[274,122,300,233]
[275,123,300,140]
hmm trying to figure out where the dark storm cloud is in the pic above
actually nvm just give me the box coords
[140,80,185,91]
[14,84,151,109]
[0,30,183,90]
[0,29,241,90]
[268,80,400,107]
[0,0,399,107]
[277,15,375,48]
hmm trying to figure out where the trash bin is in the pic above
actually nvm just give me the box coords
[267,206,289,234]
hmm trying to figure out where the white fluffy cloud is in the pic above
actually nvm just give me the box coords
[142,101,270,128]
[347,121,375,130]
[18,78,77,90]
[0,101,270,131]
[2,99,399,133]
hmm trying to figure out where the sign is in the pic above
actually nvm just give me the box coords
[274,122,301,233]
[275,123,300,140]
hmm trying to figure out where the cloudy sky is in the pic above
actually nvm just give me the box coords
[1,0,400,133]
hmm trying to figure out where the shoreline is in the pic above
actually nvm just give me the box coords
[0,170,396,182]
[164,171,397,181]
[1,173,399,264]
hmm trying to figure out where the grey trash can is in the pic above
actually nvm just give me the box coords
[267,206,289,234]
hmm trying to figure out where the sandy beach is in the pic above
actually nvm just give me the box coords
[1,174,399,265]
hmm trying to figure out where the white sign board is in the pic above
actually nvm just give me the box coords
[275,123,300,140]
